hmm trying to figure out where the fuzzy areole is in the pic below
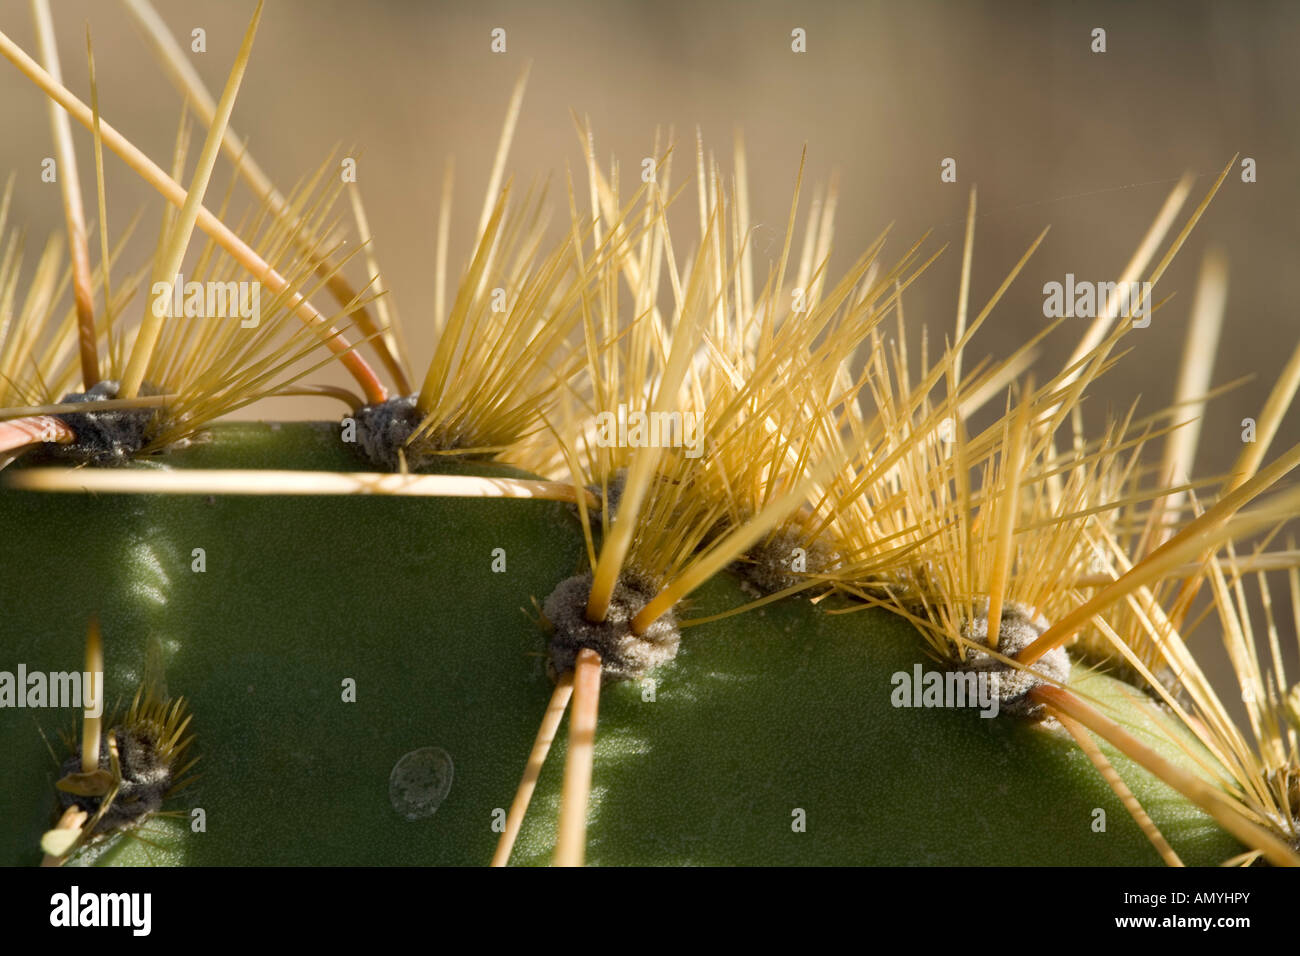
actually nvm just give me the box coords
[959,601,1070,720]
[736,529,842,596]
[569,468,627,535]
[352,394,483,470]
[591,468,627,524]
[352,394,422,470]
[58,727,172,832]
[543,572,681,684]
[50,381,162,466]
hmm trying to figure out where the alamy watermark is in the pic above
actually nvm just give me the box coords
[0,664,103,718]
[890,663,1000,718]
[593,403,703,458]
[50,886,151,936]
[1043,274,1152,328]
[151,273,261,328]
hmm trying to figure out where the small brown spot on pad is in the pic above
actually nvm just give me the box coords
[389,746,454,821]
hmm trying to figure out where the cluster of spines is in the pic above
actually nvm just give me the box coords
[42,623,197,866]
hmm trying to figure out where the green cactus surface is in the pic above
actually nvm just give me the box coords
[0,423,1244,865]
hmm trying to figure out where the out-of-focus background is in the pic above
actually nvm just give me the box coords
[2,1,1298,679]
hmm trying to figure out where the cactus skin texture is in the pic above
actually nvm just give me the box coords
[0,424,1243,866]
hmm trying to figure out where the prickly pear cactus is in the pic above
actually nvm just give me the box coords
[6,0,1292,873]
[1,424,1244,866]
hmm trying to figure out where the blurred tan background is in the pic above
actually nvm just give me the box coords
[2,1,1295,452]
[2,1,1298,668]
